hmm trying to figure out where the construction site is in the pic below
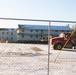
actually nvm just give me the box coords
[0,18,76,75]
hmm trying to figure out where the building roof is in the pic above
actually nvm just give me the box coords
[0,28,15,31]
[18,24,72,31]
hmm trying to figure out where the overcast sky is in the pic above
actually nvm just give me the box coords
[0,0,76,28]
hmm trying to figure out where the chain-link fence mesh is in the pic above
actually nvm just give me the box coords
[0,18,76,75]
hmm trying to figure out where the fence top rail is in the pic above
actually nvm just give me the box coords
[0,17,76,23]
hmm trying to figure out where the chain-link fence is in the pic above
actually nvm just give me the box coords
[0,18,76,75]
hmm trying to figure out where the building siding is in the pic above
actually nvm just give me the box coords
[0,29,17,42]
[17,25,72,42]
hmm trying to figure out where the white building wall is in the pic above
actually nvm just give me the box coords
[17,25,72,42]
[0,29,17,42]
[17,28,48,41]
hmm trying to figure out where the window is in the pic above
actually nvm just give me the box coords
[36,35,38,38]
[30,29,33,32]
[2,32,4,34]
[22,35,24,38]
[61,30,64,32]
[7,37,8,40]
[11,32,13,35]
[7,32,9,34]
[12,29,14,31]
[30,35,33,38]
[11,37,13,40]
[55,30,58,32]
[36,30,38,32]
[22,29,24,32]
[41,35,42,38]
[41,30,43,32]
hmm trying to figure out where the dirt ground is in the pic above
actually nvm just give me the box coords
[0,43,76,75]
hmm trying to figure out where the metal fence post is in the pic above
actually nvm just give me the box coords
[47,21,51,75]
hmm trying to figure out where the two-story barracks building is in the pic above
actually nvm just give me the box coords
[16,24,72,43]
[0,28,17,42]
